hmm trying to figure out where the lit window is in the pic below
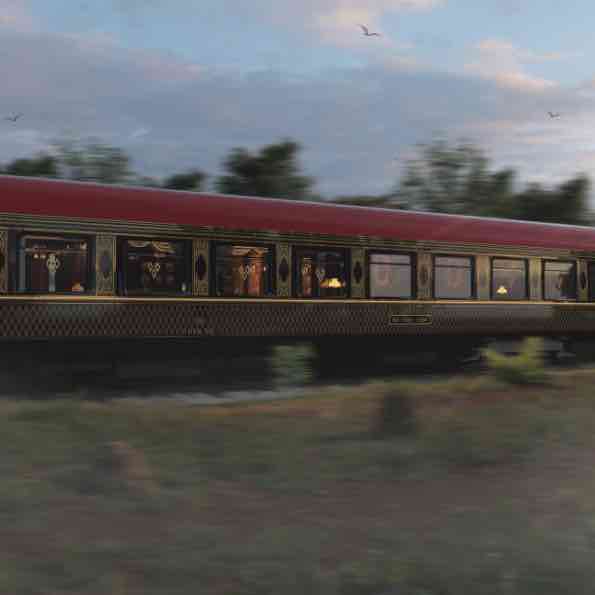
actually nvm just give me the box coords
[434,256,473,299]
[120,239,190,295]
[214,244,274,297]
[543,260,576,301]
[491,259,527,300]
[18,235,90,294]
[295,248,348,298]
[369,253,413,298]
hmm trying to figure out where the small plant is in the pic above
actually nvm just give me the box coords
[375,389,417,437]
[482,337,548,385]
[269,343,315,387]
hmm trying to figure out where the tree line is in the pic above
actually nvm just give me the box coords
[1,137,591,225]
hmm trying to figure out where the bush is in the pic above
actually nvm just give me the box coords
[375,389,417,437]
[269,343,315,387]
[482,337,548,385]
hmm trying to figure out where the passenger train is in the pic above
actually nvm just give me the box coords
[1,175,595,343]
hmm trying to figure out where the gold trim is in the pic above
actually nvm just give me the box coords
[192,238,209,296]
[476,255,490,300]
[0,228,6,294]
[350,247,365,299]
[529,258,542,300]
[1,212,590,259]
[95,234,116,296]
[276,243,291,297]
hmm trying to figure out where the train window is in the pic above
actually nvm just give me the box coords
[369,253,414,298]
[491,258,527,300]
[18,234,91,294]
[589,263,595,301]
[120,238,191,295]
[543,260,577,301]
[434,255,474,299]
[214,244,274,297]
[294,248,348,298]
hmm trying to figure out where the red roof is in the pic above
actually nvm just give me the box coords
[1,175,595,252]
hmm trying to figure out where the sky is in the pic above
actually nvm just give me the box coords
[1,0,595,197]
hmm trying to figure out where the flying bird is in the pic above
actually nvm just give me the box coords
[359,24,380,37]
[4,113,23,122]
[548,111,561,118]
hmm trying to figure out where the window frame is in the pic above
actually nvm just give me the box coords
[211,241,276,298]
[542,259,578,302]
[117,236,192,297]
[16,232,94,295]
[432,254,475,300]
[367,251,416,300]
[292,246,350,299]
[490,257,529,301]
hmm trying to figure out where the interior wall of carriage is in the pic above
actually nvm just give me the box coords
[0,225,589,302]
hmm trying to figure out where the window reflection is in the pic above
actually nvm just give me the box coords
[295,248,347,298]
[19,235,89,294]
[215,244,274,297]
[121,239,190,295]
[491,258,527,300]
[369,253,413,298]
[543,260,576,301]
[434,256,473,299]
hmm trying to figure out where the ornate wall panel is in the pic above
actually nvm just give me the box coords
[2,299,595,341]
[0,229,7,294]
[95,234,116,296]
[350,247,366,299]
[417,252,432,299]
[276,243,291,297]
[476,255,490,300]
[578,259,589,302]
[529,258,542,300]
[193,239,210,296]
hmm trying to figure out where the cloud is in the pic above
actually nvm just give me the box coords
[466,38,559,92]
[0,0,33,30]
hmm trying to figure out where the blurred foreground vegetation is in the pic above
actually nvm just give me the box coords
[6,350,595,593]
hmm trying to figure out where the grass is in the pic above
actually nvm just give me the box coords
[5,366,595,592]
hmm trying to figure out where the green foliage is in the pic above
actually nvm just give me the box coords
[2,153,59,178]
[216,138,314,199]
[162,169,206,191]
[269,343,315,387]
[51,137,133,184]
[483,337,548,386]
[375,389,417,437]
[396,138,592,224]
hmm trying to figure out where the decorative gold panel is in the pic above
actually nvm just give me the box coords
[476,255,490,300]
[417,252,432,300]
[350,247,366,299]
[0,229,6,294]
[193,239,210,296]
[95,234,116,296]
[276,243,291,298]
[578,259,589,302]
[529,258,542,300]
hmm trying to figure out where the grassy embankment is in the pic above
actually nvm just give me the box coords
[5,339,595,593]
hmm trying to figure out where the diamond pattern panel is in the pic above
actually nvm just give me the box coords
[2,300,595,340]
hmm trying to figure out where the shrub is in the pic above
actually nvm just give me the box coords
[482,337,548,385]
[269,343,315,387]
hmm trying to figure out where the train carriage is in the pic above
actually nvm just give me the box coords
[2,175,595,343]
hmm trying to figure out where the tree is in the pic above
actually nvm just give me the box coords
[331,194,405,209]
[51,138,133,184]
[162,169,206,191]
[215,139,314,200]
[396,139,592,224]
[2,153,59,178]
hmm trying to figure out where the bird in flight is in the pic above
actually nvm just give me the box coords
[4,113,23,122]
[548,111,561,118]
[359,24,380,37]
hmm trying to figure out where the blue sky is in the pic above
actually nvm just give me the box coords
[1,0,595,197]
